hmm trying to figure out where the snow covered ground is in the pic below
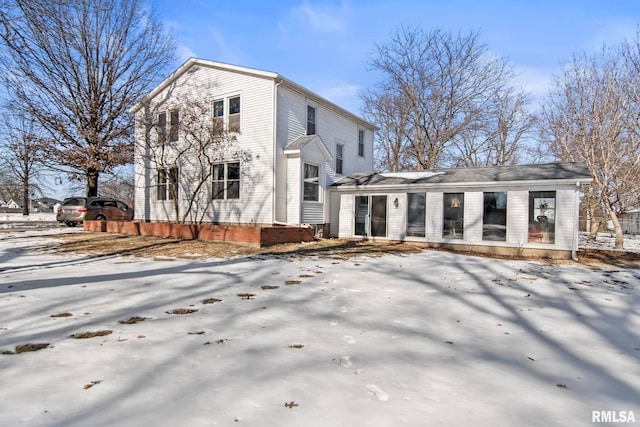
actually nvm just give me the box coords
[0,229,639,426]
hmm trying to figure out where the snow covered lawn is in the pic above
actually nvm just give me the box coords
[0,230,639,426]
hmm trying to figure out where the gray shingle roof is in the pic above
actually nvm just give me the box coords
[332,162,592,188]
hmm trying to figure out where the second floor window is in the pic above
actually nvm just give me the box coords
[229,96,240,132]
[307,105,316,135]
[213,99,224,133]
[358,129,365,157]
[157,167,178,201]
[157,112,166,144]
[169,109,179,142]
[212,96,241,133]
[336,143,344,175]
[212,162,240,200]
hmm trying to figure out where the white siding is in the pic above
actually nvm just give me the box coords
[135,63,275,224]
[302,203,324,224]
[464,192,483,242]
[275,85,375,226]
[426,192,443,240]
[286,156,300,224]
[334,184,581,256]
[388,193,406,240]
[338,193,354,238]
[555,189,577,250]
[507,190,528,246]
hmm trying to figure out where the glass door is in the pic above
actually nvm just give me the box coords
[354,195,387,237]
[370,195,387,237]
[355,195,369,236]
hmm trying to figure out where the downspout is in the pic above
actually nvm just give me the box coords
[272,79,282,225]
[572,181,580,261]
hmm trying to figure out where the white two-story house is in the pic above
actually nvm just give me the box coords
[131,58,592,259]
[132,58,376,233]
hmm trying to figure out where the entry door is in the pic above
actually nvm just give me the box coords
[370,195,387,237]
[354,195,387,237]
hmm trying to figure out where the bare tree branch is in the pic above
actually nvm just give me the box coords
[0,0,176,196]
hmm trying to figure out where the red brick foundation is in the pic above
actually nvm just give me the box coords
[83,221,316,246]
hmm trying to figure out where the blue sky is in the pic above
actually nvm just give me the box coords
[153,0,640,114]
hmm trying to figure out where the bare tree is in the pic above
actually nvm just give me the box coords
[0,0,176,197]
[138,95,252,224]
[0,170,22,205]
[361,89,412,172]
[0,110,45,214]
[99,166,135,206]
[541,45,640,249]
[367,26,519,170]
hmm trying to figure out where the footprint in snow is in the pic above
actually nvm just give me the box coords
[343,335,356,344]
[329,321,339,326]
[366,384,389,401]
[339,306,348,313]
[340,356,352,368]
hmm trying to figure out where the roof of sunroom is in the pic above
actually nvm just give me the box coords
[332,162,593,188]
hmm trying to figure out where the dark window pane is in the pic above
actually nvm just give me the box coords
[303,182,318,201]
[370,195,387,237]
[443,193,464,239]
[169,110,179,141]
[212,181,225,200]
[407,193,426,237]
[229,96,240,114]
[307,105,316,135]
[483,192,507,241]
[355,195,369,236]
[213,100,224,117]
[227,163,240,180]
[157,112,166,144]
[227,181,240,199]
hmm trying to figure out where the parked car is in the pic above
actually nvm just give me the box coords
[56,197,133,227]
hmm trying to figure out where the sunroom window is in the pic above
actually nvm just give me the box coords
[528,191,555,243]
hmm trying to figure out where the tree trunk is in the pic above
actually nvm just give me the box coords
[86,169,99,197]
[589,220,600,241]
[608,210,625,249]
[22,175,29,216]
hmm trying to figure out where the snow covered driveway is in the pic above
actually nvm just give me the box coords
[0,230,639,426]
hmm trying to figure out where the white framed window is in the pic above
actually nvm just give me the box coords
[443,193,464,239]
[358,129,365,157]
[306,105,316,135]
[212,162,240,200]
[483,192,507,241]
[169,109,179,142]
[407,192,426,237]
[303,163,319,201]
[336,143,344,175]
[157,167,178,201]
[528,191,556,244]
[157,112,167,144]
[213,99,224,133]
[211,95,241,133]
[228,96,240,132]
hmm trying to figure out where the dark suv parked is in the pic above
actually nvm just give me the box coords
[56,197,133,227]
